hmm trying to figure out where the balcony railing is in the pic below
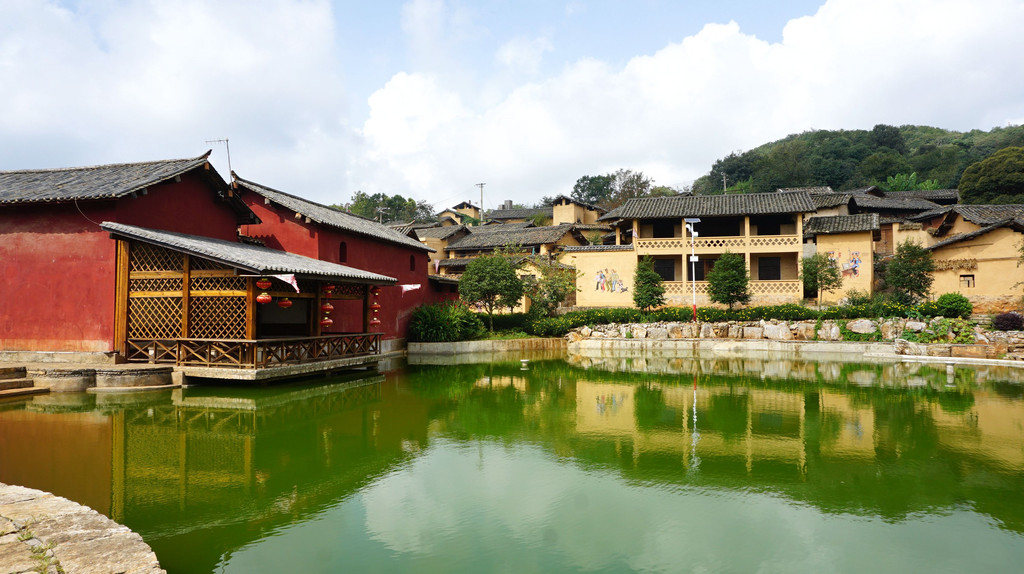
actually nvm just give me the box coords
[635,235,801,254]
[663,280,802,296]
[125,334,382,369]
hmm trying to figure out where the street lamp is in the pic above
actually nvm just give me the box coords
[684,218,701,322]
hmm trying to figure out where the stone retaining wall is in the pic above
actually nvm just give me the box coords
[408,338,567,355]
[0,482,164,573]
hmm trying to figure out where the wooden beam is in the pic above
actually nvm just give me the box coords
[181,254,191,338]
[245,277,256,340]
[113,240,130,355]
[363,285,371,332]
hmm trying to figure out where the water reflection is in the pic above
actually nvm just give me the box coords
[0,354,1022,573]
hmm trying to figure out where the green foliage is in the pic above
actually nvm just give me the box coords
[521,256,579,317]
[571,169,662,209]
[958,146,1024,204]
[691,125,1024,194]
[886,240,935,304]
[900,318,975,344]
[801,254,843,303]
[884,172,940,191]
[933,293,973,319]
[342,191,433,223]
[459,255,524,331]
[838,320,881,342]
[478,312,531,332]
[992,312,1024,331]
[706,251,750,309]
[408,302,485,342]
[632,256,665,311]
[571,174,616,206]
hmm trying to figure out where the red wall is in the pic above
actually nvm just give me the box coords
[241,195,456,341]
[0,172,245,352]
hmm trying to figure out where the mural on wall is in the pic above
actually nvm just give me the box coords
[594,268,628,293]
[826,250,861,278]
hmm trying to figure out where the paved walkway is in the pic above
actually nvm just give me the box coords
[0,483,163,574]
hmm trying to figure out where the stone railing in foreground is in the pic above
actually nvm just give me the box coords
[0,482,164,574]
[565,318,1024,360]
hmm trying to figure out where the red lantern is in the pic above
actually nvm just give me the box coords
[256,292,272,304]
[320,316,334,328]
[277,298,293,309]
[321,301,334,314]
[369,318,381,327]
[370,286,381,297]
[256,278,272,290]
[323,283,336,296]
[370,302,381,311]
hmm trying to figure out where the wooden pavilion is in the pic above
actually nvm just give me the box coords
[102,222,396,380]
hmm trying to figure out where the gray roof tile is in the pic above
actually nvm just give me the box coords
[102,222,396,284]
[804,214,879,236]
[235,176,432,252]
[0,152,219,205]
[599,190,815,221]
[851,195,940,211]
[561,245,635,252]
[950,205,1024,225]
[927,218,1024,251]
[446,223,581,251]
[415,225,468,240]
[484,207,553,220]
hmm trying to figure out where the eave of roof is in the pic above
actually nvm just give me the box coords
[102,222,397,284]
[926,218,1024,251]
[234,176,433,253]
[803,213,880,237]
[599,190,815,221]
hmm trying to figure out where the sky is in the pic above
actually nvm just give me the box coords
[2,0,1023,213]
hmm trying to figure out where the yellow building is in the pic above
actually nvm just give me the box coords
[585,190,815,307]
[925,218,1024,313]
[559,245,637,307]
[802,213,879,303]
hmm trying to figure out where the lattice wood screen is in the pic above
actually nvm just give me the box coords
[189,296,246,339]
[129,243,183,272]
[127,297,182,339]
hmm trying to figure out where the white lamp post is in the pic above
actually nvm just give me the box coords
[684,218,701,322]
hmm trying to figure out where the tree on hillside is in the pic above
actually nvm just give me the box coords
[571,174,616,206]
[459,255,524,331]
[801,254,843,307]
[958,146,1024,204]
[343,191,434,222]
[632,256,665,311]
[858,149,913,183]
[886,240,934,304]
[706,251,750,310]
[884,172,940,191]
[871,124,908,155]
[751,139,812,193]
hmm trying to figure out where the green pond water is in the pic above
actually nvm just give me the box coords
[2,353,1024,573]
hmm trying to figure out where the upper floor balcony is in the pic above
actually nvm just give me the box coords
[632,215,803,256]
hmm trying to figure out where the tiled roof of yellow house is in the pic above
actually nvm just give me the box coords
[804,213,879,237]
[599,190,814,221]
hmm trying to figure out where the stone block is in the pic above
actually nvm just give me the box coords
[681,324,697,338]
[847,319,877,334]
[647,327,669,339]
[743,327,764,339]
[951,345,988,358]
[565,331,583,343]
[727,325,743,339]
[699,323,715,338]
[579,326,592,337]
[926,344,952,357]
[893,338,925,356]
[905,321,927,332]
[764,323,793,340]
[667,324,684,339]
[631,326,648,339]
[794,323,816,340]
[880,321,898,340]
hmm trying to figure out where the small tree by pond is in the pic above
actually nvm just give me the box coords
[521,255,579,317]
[632,256,665,311]
[706,251,750,310]
[459,255,524,331]
[801,253,843,307]
[886,239,934,304]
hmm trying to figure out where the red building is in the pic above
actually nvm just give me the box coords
[0,153,428,379]
[234,176,458,351]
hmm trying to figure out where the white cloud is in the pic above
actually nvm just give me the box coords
[496,36,554,75]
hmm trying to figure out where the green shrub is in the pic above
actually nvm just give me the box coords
[408,302,486,342]
[933,293,973,319]
[992,312,1024,331]
[478,312,531,332]
[900,317,975,344]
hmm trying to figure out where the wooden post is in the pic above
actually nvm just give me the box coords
[113,240,130,356]
[315,282,323,336]
[181,255,191,338]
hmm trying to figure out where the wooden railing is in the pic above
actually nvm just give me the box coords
[125,334,382,368]
[635,235,800,255]
[664,280,802,296]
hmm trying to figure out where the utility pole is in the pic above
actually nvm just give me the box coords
[476,182,485,213]
[721,173,728,192]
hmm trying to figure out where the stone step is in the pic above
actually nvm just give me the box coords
[0,377,34,391]
[0,386,47,399]
[0,366,27,380]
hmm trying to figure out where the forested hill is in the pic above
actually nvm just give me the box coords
[692,124,1024,197]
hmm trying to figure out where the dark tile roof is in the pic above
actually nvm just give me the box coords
[561,245,635,252]
[926,218,1024,251]
[0,151,219,205]
[804,214,879,237]
[779,186,833,194]
[102,222,396,284]
[883,189,959,204]
[452,201,479,210]
[599,190,815,221]
[810,193,853,209]
[551,194,607,213]
[950,205,1024,225]
[908,205,954,221]
[850,195,941,212]
[428,274,459,285]
[415,225,467,240]
[572,223,613,231]
[234,176,432,253]
[484,207,552,220]
[446,223,580,251]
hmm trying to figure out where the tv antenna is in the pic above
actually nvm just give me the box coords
[206,138,232,176]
